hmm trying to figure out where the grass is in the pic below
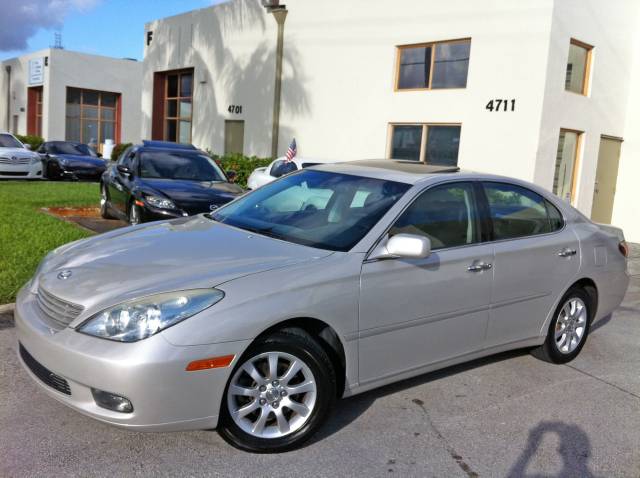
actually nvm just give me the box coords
[0,181,99,304]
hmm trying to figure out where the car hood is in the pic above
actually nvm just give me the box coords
[0,147,38,159]
[56,154,106,167]
[141,178,244,202]
[35,216,331,320]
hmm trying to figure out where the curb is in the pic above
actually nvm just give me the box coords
[0,303,15,314]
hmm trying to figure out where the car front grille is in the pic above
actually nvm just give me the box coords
[0,157,30,164]
[36,286,84,328]
[19,343,72,396]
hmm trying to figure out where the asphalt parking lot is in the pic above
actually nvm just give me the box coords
[1,248,639,477]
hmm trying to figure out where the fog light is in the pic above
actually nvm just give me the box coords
[91,388,134,413]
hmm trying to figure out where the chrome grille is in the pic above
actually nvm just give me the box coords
[36,286,84,327]
[0,157,30,164]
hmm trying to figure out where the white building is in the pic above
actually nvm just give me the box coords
[142,0,640,241]
[1,49,143,150]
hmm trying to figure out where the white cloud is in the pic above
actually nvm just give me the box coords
[0,0,100,51]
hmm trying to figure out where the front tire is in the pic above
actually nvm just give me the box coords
[128,201,142,226]
[219,328,336,453]
[532,287,592,364]
[100,184,115,219]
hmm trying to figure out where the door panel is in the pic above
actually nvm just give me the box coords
[359,245,494,383]
[591,137,622,225]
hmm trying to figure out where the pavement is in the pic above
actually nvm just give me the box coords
[1,246,639,477]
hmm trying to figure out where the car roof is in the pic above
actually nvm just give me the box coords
[311,160,461,184]
[141,140,198,150]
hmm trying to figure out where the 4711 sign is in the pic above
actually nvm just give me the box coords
[486,99,516,112]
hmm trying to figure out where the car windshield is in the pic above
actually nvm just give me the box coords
[213,170,411,251]
[0,134,23,148]
[139,151,226,181]
[49,142,97,156]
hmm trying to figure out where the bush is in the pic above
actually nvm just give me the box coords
[15,134,44,151]
[208,152,272,188]
[111,142,132,161]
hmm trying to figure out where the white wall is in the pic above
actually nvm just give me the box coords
[1,49,142,144]
[143,0,556,179]
[534,0,639,232]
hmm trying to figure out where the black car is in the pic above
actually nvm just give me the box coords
[39,141,108,181]
[100,141,243,225]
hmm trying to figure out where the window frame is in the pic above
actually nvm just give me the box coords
[387,123,462,165]
[477,181,567,243]
[565,38,593,96]
[163,70,194,144]
[553,128,584,204]
[395,38,472,92]
[65,87,120,148]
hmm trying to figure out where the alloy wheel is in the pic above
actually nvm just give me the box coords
[554,297,588,354]
[129,203,140,226]
[226,351,317,439]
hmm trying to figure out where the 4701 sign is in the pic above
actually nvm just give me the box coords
[228,105,243,114]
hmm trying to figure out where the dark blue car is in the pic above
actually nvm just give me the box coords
[100,141,243,225]
[39,141,109,181]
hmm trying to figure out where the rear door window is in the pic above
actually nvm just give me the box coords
[481,182,563,240]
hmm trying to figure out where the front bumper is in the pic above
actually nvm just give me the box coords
[56,166,106,181]
[15,287,250,431]
[0,161,42,179]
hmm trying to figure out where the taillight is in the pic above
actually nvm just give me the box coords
[619,241,629,258]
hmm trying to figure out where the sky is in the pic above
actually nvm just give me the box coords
[0,0,225,61]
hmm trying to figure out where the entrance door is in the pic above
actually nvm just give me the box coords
[225,120,245,155]
[591,136,623,224]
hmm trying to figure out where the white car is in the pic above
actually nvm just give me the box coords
[0,133,43,179]
[247,157,344,190]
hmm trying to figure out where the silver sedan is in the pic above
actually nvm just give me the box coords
[15,160,630,452]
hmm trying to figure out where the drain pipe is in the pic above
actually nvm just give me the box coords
[4,65,10,133]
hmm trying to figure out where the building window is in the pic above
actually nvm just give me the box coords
[164,71,193,144]
[565,39,593,95]
[65,88,120,146]
[553,129,582,202]
[396,39,471,90]
[389,124,461,166]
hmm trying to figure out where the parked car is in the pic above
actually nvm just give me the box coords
[100,140,243,225]
[0,132,42,179]
[39,141,108,181]
[247,156,342,190]
[16,160,629,453]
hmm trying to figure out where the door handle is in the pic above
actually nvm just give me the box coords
[468,262,493,272]
[558,248,577,258]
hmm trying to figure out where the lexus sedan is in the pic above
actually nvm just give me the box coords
[39,141,108,181]
[0,132,42,179]
[100,141,243,225]
[16,160,629,453]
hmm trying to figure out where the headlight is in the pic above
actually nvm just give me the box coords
[78,289,224,342]
[145,195,176,210]
[31,156,41,164]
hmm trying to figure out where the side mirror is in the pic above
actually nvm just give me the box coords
[226,170,238,183]
[23,144,32,150]
[370,234,431,260]
[97,152,103,158]
[117,165,133,177]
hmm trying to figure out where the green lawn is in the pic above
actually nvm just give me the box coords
[0,181,99,304]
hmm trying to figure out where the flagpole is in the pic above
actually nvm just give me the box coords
[267,6,288,159]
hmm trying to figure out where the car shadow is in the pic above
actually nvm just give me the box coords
[311,348,530,444]
[506,421,601,477]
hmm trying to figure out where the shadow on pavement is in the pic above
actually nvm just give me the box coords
[506,421,601,478]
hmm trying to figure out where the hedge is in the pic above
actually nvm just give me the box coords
[111,142,132,161]
[209,152,272,188]
[15,134,44,151]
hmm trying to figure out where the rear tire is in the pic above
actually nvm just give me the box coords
[100,184,115,219]
[218,328,336,453]
[532,287,592,364]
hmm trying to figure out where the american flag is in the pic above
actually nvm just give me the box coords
[285,138,297,162]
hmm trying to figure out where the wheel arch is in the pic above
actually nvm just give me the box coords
[540,277,600,336]
[251,317,347,398]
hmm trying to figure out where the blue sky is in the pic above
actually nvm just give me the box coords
[0,0,224,61]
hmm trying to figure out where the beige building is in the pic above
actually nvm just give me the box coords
[138,0,638,242]
[1,48,143,150]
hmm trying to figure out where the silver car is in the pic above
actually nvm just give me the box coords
[16,160,630,452]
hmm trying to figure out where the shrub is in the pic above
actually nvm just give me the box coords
[208,152,272,188]
[15,134,44,151]
[111,142,132,161]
